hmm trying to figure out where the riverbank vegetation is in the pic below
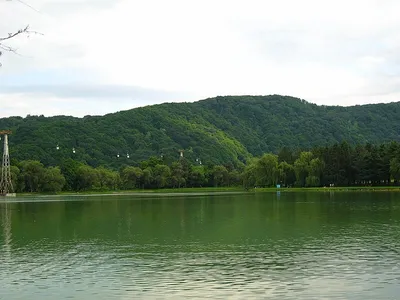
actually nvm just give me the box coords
[4,141,400,193]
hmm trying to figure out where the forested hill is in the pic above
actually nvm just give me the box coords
[1,95,400,167]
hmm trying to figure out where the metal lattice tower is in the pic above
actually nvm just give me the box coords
[0,130,13,195]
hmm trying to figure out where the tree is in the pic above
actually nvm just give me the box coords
[3,96,400,168]
[10,165,21,192]
[121,166,143,190]
[188,165,206,187]
[254,153,279,187]
[353,144,368,185]
[294,152,321,187]
[278,161,295,187]
[140,156,164,169]
[142,167,153,188]
[41,167,66,192]
[308,158,324,185]
[170,161,186,188]
[59,158,83,191]
[19,160,46,192]
[390,158,400,185]
[228,169,241,186]
[75,165,99,191]
[153,164,171,188]
[242,161,257,189]
[97,166,119,190]
[278,147,295,164]
[212,165,228,187]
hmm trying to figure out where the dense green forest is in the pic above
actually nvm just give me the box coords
[4,141,400,193]
[2,95,400,193]
[2,95,400,168]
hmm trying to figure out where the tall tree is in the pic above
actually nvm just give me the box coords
[19,160,46,192]
[97,166,119,190]
[188,165,206,187]
[212,165,229,187]
[170,161,186,188]
[141,167,153,189]
[153,164,171,188]
[390,158,400,185]
[242,160,257,189]
[121,166,143,189]
[75,165,99,191]
[254,153,279,187]
[278,161,295,186]
[59,158,83,191]
[41,167,66,192]
[307,158,324,187]
[294,152,313,187]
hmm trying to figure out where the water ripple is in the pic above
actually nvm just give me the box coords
[0,193,400,299]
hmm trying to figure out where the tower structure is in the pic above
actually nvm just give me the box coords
[0,130,14,196]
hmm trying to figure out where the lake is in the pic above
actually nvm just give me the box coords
[1,192,399,299]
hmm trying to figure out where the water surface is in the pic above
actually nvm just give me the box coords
[1,192,399,299]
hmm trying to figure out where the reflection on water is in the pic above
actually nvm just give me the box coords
[0,192,400,299]
[0,203,12,257]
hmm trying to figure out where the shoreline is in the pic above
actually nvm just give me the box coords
[10,186,400,197]
[253,186,400,192]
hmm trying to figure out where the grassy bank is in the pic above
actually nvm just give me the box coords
[14,185,400,197]
[16,187,244,197]
[252,186,400,192]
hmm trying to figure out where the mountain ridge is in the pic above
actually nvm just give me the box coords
[1,95,400,167]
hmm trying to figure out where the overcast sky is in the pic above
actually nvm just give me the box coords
[1,0,400,117]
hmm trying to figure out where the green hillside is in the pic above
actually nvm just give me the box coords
[1,95,400,168]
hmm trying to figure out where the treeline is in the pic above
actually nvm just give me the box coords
[244,141,400,188]
[4,141,400,193]
[7,157,241,193]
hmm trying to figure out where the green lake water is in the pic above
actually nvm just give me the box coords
[0,192,399,299]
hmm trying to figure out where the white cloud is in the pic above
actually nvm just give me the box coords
[1,0,400,117]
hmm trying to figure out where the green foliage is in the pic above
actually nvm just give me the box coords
[97,166,120,190]
[59,158,83,191]
[390,158,400,183]
[294,152,313,187]
[4,140,400,193]
[170,161,186,188]
[293,152,325,187]
[212,165,229,187]
[241,154,280,188]
[278,161,295,186]
[254,153,279,187]
[4,96,400,193]
[153,164,171,188]
[41,167,66,192]
[306,176,320,187]
[242,161,257,189]
[188,165,207,187]
[228,170,242,187]
[19,160,46,192]
[121,166,143,189]
[3,95,400,169]
[142,167,153,188]
[75,165,98,191]
[10,165,20,191]
[14,160,66,192]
